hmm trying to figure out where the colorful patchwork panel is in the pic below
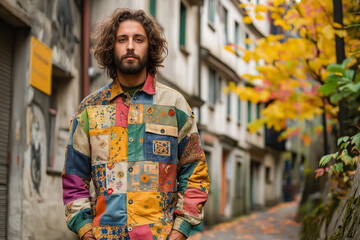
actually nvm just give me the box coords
[100,194,127,226]
[187,161,209,193]
[93,226,128,240]
[127,124,145,161]
[179,133,206,165]
[144,105,177,127]
[158,163,177,192]
[150,222,172,240]
[128,224,153,240]
[128,104,143,124]
[115,97,129,128]
[90,134,110,165]
[109,127,128,163]
[87,104,115,130]
[92,164,107,196]
[144,129,177,164]
[127,192,176,226]
[127,161,158,192]
[106,162,127,194]
[183,188,208,217]
[76,109,89,135]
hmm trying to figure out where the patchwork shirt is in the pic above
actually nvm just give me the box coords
[62,74,209,239]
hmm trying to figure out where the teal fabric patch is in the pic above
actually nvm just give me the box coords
[175,108,188,131]
[178,219,192,237]
[177,162,199,194]
[127,123,145,161]
[67,209,93,233]
[143,104,177,127]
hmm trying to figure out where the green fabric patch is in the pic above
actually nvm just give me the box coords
[67,209,93,233]
[143,104,177,127]
[177,162,199,194]
[178,219,192,237]
[175,108,188,131]
[127,123,145,161]
[77,109,89,135]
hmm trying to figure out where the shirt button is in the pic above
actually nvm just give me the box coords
[160,129,165,134]
[134,96,138,100]
[128,199,133,204]
[129,118,133,122]
[128,227,132,232]
[129,137,133,142]
[128,167,133,172]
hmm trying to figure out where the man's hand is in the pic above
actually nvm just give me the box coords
[169,230,187,240]
[82,230,96,240]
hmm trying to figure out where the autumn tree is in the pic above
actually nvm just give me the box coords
[225,0,359,146]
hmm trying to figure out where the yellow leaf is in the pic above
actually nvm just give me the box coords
[224,45,236,55]
[244,38,253,45]
[335,30,347,38]
[248,119,264,133]
[255,14,264,20]
[239,3,247,8]
[255,4,268,13]
[333,22,342,29]
[334,72,343,76]
[273,0,285,7]
[243,16,253,24]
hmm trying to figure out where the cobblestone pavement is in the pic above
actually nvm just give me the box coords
[189,199,301,240]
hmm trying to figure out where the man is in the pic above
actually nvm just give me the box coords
[62,8,209,240]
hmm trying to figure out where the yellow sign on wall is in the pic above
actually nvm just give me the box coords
[29,37,53,95]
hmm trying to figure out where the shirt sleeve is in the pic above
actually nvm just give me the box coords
[62,109,93,239]
[173,107,210,238]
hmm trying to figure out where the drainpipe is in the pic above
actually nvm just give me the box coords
[82,0,90,100]
[197,3,202,123]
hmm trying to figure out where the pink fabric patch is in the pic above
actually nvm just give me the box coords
[128,224,153,240]
[115,97,129,127]
[183,188,208,216]
[142,74,156,94]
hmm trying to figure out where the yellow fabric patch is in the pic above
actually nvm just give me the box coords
[187,161,210,193]
[87,105,115,130]
[109,127,128,163]
[128,104,143,124]
[127,192,163,226]
[145,123,178,137]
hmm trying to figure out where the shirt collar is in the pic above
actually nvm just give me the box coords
[109,73,156,101]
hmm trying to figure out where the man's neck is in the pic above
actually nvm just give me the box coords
[116,69,147,87]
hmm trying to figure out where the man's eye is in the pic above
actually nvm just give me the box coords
[118,38,126,42]
[135,38,143,42]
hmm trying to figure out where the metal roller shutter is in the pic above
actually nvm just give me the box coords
[0,20,14,238]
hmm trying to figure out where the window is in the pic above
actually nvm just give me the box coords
[247,100,252,123]
[150,0,156,17]
[179,2,187,47]
[223,7,228,44]
[227,92,231,117]
[245,33,250,50]
[235,21,240,52]
[237,97,241,124]
[235,162,242,198]
[209,68,217,105]
[256,103,261,119]
[208,0,215,25]
[266,167,271,184]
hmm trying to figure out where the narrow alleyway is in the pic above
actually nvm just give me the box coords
[189,199,301,240]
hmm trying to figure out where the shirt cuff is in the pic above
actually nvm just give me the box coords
[78,222,93,239]
[172,217,192,238]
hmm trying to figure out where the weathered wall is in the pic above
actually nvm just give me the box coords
[3,0,81,239]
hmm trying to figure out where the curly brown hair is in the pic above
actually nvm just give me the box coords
[91,8,168,79]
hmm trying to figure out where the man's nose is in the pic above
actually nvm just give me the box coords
[127,39,134,51]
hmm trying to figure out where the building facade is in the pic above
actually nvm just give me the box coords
[0,0,82,238]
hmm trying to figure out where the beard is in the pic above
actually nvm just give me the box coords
[115,52,148,74]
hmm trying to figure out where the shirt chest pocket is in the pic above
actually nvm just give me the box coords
[144,123,178,164]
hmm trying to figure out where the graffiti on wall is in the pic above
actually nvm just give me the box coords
[29,105,47,197]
